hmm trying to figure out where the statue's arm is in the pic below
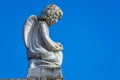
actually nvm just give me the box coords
[39,21,63,51]
[23,15,37,48]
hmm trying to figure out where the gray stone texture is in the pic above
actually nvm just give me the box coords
[27,67,62,78]
[22,4,64,79]
[0,78,63,80]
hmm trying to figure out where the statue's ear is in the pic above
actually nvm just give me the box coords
[23,15,37,48]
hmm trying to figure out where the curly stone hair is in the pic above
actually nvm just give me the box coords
[38,4,63,26]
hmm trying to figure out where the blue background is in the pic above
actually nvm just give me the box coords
[0,0,120,80]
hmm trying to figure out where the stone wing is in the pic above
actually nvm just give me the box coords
[23,15,37,48]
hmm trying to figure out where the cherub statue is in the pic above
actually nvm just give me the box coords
[23,4,63,79]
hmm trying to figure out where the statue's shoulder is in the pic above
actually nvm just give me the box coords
[38,21,47,24]
[38,21,48,28]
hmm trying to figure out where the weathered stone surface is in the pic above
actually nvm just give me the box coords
[22,4,64,79]
[0,78,64,80]
[27,67,62,78]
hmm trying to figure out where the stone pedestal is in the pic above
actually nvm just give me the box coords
[0,67,64,80]
[0,78,64,80]
[27,67,62,79]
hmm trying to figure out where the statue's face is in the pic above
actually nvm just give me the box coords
[38,4,63,26]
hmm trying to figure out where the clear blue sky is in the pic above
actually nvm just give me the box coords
[0,0,120,80]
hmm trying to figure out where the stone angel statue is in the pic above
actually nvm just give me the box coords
[23,4,64,79]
